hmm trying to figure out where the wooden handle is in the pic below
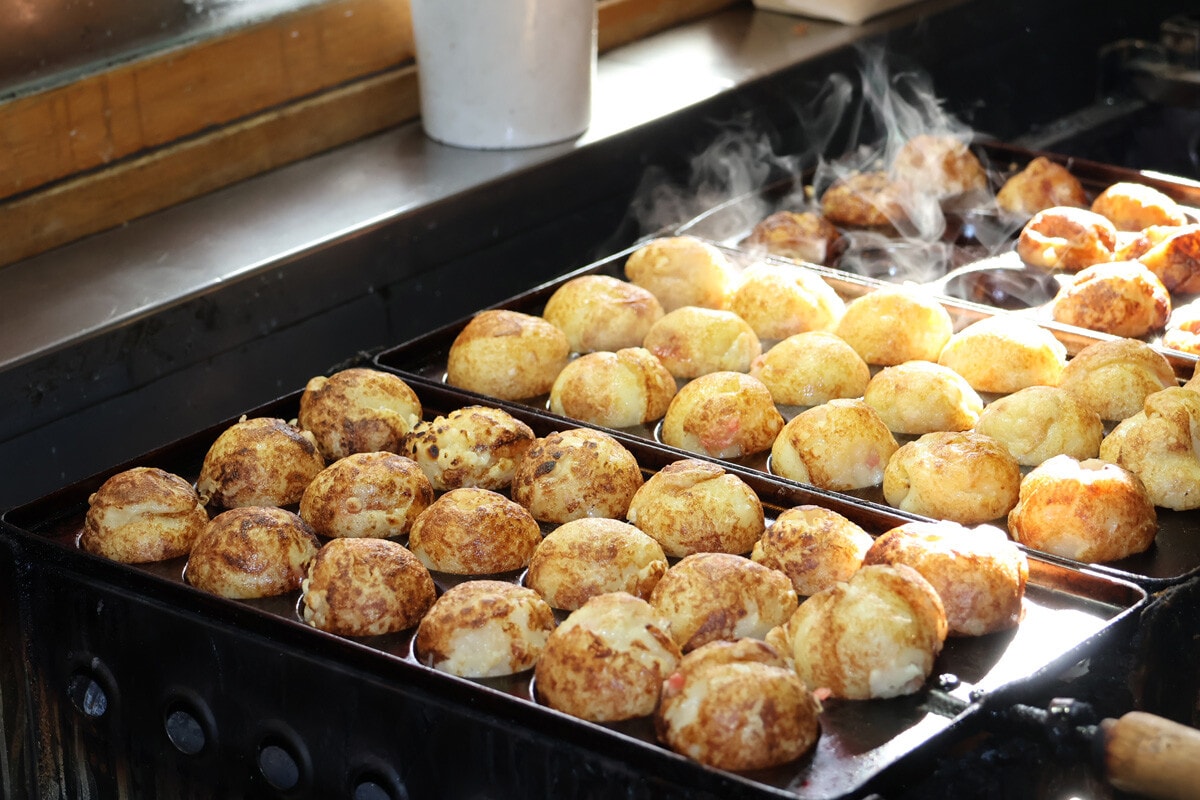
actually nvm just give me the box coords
[1102,711,1200,800]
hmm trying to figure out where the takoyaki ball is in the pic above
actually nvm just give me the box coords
[835,288,954,366]
[1100,387,1200,510]
[883,431,1022,525]
[655,639,821,771]
[649,552,798,652]
[782,564,948,700]
[890,134,987,200]
[937,315,1068,394]
[1133,225,1200,294]
[973,386,1103,466]
[769,399,898,491]
[624,236,737,312]
[1091,181,1190,232]
[863,520,1028,637]
[642,306,762,379]
[1016,206,1118,272]
[525,518,668,610]
[196,416,325,509]
[659,371,784,459]
[534,592,681,722]
[863,360,983,435]
[541,274,665,354]
[821,171,909,228]
[728,262,845,341]
[750,331,871,407]
[301,537,435,637]
[297,368,422,461]
[186,507,320,599]
[403,405,535,491]
[548,348,676,429]
[414,580,556,678]
[626,459,764,558]
[1051,261,1170,339]
[751,505,873,597]
[1058,338,1178,422]
[1009,455,1158,562]
[408,488,541,575]
[742,210,845,265]
[995,156,1088,219]
[82,467,208,563]
[299,451,434,539]
[511,428,644,523]
[446,309,570,401]
[1164,298,1200,356]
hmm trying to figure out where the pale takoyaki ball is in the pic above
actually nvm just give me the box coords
[750,331,871,407]
[995,156,1088,220]
[408,488,542,575]
[297,368,422,461]
[883,431,1021,525]
[659,371,784,459]
[301,537,436,637]
[890,134,987,200]
[864,361,983,435]
[649,552,798,653]
[863,520,1028,637]
[186,507,320,599]
[626,459,765,557]
[403,405,535,491]
[299,451,434,539]
[534,591,681,722]
[937,315,1068,394]
[642,307,762,380]
[769,399,899,491]
[751,505,873,597]
[1058,338,1178,422]
[81,467,208,563]
[1091,181,1190,232]
[780,564,948,700]
[541,274,665,354]
[973,386,1103,466]
[548,348,676,429]
[834,288,954,366]
[196,417,325,509]
[1100,387,1200,510]
[511,428,644,523]
[1051,261,1170,339]
[525,518,668,610]
[1008,455,1158,562]
[414,580,556,678]
[445,309,570,401]
[655,639,820,772]
[624,236,738,312]
[728,262,845,341]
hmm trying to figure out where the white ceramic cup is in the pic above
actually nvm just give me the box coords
[410,0,597,150]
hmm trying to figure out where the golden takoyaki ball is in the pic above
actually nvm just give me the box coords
[186,507,320,599]
[1058,338,1178,422]
[1133,225,1200,294]
[769,399,898,491]
[1100,387,1200,510]
[299,451,434,539]
[297,368,422,461]
[1091,181,1190,232]
[834,288,954,366]
[742,210,845,265]
[414,580,556,678]
[541,274,665,354]
[1051,261,1170,339]
[301,537,436,636]
[937,315,1067,394]
[626,459,765,557]
[623,236,738,312]
[890,134,987,200]
[750,331,871,407]
[534,592,681,722]
[446,309,570,401]
[995,156,1088,219]
[1008,455,1158,562]
[511,428,644,523]
[1016,206,1118,272]
[81,467,208,563]
[659,371,784,459]
[196,416,325,509]
[972,386,1103,466]
[642,306,762,380]
[863,360,983,434]
[525,518,668,610]
[407,488,542,575]
[728,262,845,341]
[751,505,873,597]
[548,348,676,429]
[821,171,910,228]
[403,405,535,491]
[883,431,1021,525]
